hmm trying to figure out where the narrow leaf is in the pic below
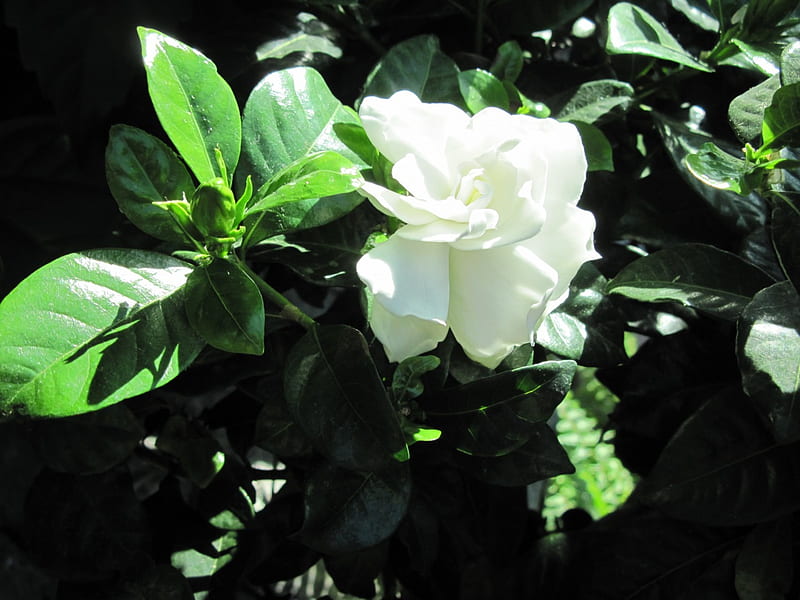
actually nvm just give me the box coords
[184,258,265,355]
[606,2,713,71]
[105,124,195,242]
[0,250,204,417]
[737,281,800,443]
[607,243,775,320]
[284,324,407,471]
[138,27,241,183]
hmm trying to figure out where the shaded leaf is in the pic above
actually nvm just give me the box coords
[458,69,509,113]
[638,388,800,525]
[489,0,593,34]
[728,74,780,143]
[762,81,800,149]
[361,35,461,105]
[184,258,265,355]
[572,121,614,172]
[771,198,800,292]
[685,142,755,194]
[253,377,314,457]
[607,243,774,319]
[735,518,794,600]
[284,325,407,471]
[324,543,388,599]
[737,280,800,443]
[490,40,524,82]
[552,79,634,124]
[157,415,226,488]
[0,533,56,600]
[297,460,411,554]
[105,124,196,242]
[606,3,713,71]
[781,40,800,85]
[138,27,241,183]
[0,250,204,417]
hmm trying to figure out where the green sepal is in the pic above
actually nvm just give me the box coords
[191,178,237,238]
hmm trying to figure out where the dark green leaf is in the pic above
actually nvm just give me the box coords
[655,114,767,232]
[284,325,407,471]
[171,531,237,579]
[607,243,774,319]
[156,415,226,488]
[729,39,782,76]
[392,355,441,405]
[324,543,388,599]
[490,40,524,82]
[25,468,149,578]
[606,2,713,71]
[0,250,204,417]
[685,142,754,193]
[728,74,780,143]
[0,533,56,599]
[32,404,143,475]
[297,460,411,554]
[669,0,720,31]
[737,281,800,443]
[741,0,799,38]
[332,122,378,167]
[735,518,794,600]
[184,258,265,355]
[771,198,800,292]
[762,81,800,149]
[427,361,576,457]
[552,79,634,124]
[458,69,509,113]
[780,40,800,85]
[488,0,593,33]
[253,384,314,458]
[105,124,196,242]
[0,424,42,531]
[361,35,461,105]
[244,151,364,234]
[112,564,193,600]
[456,425,574,486]
[537,263,627,367]
[571,121,614,172]
[638,388,800,525]
[137,28,241,183]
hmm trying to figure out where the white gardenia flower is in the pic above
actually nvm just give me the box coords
[355,90,600,368]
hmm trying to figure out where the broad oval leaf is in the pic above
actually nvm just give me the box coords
[361,35,461,105]
[458,69,509,113]
[685,142,754,194]
[552,79,634,124]
[184,258,265,355]
[138,27,241,183]
[284,324,407,471]
[0,249,204,417]
[728,74,780,143]
[606,3,713,71]
[572,121,615,172]
[296,460,411,554]
[762,81,800,149]
[105,124,195,242]
[607,243,775,320]
[638,388,800,525]
[737,281,800,443]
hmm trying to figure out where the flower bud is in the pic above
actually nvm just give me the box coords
[190,178,237,238]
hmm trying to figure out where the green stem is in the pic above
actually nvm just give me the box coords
[239,260,316,330]
[770,189,800,217]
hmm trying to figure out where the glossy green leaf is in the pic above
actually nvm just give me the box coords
[0,249,204,417]
[669,0,720,31]
[456,425,574,486]
[156,415,226,488]
[762,82,800,149]
[571,121,614,172]
[780,40,800,85]
[741,0,799,38]
[105,124,195,242]
[392,355,440,405]
[685,142,754,193]
[332,122,379,167]
[253,382,313,458]
[32,404,143,475]
[244,151,364,245]
[490,40,524,82]
[297,460,411,554]
[458,69,509,113]
[638,388,800,525]
[606,3,713,71]
[254,13,341,61]
[361,35,461,105]
[728,74,780,143]
[537,264,627,367]
[552,79,634,124]
[729,39,781,76]
[738,281,800,443]
[771,198,800,292]
[240,66,362,188]
[138,27,241,183]
[184,258,265,355]
[426,361,576,457]
[284,324,407,472]
[735,518,793,600]
[607,243,775,319]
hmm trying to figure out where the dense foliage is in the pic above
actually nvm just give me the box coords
[1,1,800,598]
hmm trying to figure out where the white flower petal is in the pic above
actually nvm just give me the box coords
[358,181,438,226]
[369,301,448,363]
[448,244,559,368]
[356,235,450,323]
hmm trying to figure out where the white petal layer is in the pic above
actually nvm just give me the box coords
[447,244,559,368]
[369,301,448,363]
[356,235,450,323]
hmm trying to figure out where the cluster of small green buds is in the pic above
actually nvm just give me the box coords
[190,178,237,238]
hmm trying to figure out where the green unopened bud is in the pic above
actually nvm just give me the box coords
[191,178,237,238]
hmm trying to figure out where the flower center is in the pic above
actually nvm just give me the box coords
[455,168,493,208]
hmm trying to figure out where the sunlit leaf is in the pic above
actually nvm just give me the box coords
[552,79,634,124]
[458,69,509,113]
[762,82,800,149]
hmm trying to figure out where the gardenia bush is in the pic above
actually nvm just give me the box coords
[0,1,799,599]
